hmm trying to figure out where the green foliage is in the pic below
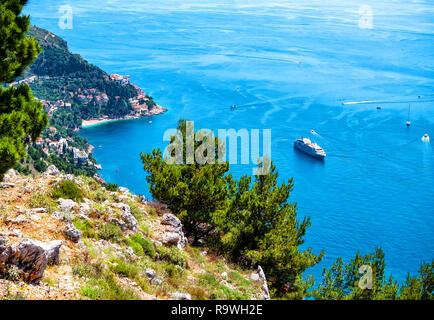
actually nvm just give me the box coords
[5,265,20,281]
[198,273,248,300]
[127,200,145,222]
[97,222,122,242]
[399,261,434,300]
[125,238,144,256]
[111,258,139,279]
[214,159,324,299]
[141,119,231,242]
[313,248,400,300]
[73,218,96,239]
[81,272,139,300]
[72,264,96,278]
[157,246,186,268]
[128,233,156,259]
[28,191,56,212]
[0,0,48,180]
[51,179,84,202]
[139,222,152,237]
[185,245,206,264]
[104,182,118,192]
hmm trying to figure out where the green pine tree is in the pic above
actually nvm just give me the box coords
[140,119,231,243]
[314,248,401,300]
[0,0,48,181]
[216,159,324,299]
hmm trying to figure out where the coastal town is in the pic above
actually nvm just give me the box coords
[82,74,167,127]
[11,73,167,128]
[35,126,101,169]
[8,72,166,181]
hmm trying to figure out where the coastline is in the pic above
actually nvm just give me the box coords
[81,105,167,129]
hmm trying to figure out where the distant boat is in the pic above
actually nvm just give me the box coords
[422,133,430,142]
[230,105,237,109]
[406,104,411,126]
[294,137,326,159]
[149,120,152,124]
[377,105,382,110]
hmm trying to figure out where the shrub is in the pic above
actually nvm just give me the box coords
[139,222,152,237]
[127,201,145,222]
[185,245,206,264]
[165,264,184,278]
[97,222,122,242]
[199,273,248,300]
[81,272,139,300]
[111,259,139,279]
[158,246,186,268]
[125,237,144,256]
[129,233,156,259]
[72,264,96,278]
[73,219,96,239]
[104,183,118,192]
[6,265,20,281]
[28,191,56,212]
[91,189,109,202]
[187,287,207,300]
[51,180,83,202]
[79,285,99,300]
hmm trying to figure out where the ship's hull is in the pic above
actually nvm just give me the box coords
[294,141,326,159]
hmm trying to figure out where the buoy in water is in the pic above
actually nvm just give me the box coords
[406,121,411,126]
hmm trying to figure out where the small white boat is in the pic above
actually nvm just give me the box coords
[406,104,411,126]
[422,133,430,142]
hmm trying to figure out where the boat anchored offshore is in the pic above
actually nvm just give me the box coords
[294,137,326,159]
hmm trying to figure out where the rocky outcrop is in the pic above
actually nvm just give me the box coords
[2,169,18,184]
[0,239,62,283]
[0,182,15,189]
[112,203,138,231]
[171,292,192,300]
[43,165,60,177]
[160,213,187,249]
[63,223,82,243]
[58,198,78,212]
[161,213,182,229]
[109,217,127,230]
[257,265,270,300]
[162,232,182,246]
[144,268,156,280]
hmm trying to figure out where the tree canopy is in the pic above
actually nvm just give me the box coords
[0,0,48,180]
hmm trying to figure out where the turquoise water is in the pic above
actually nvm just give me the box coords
[26,0,433,282]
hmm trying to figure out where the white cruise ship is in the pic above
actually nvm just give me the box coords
[294,137,326,159]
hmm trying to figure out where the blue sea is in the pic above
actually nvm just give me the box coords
[25,0,434,283]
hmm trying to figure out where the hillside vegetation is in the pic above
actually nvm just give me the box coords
[22,25,137,120]
[0,168,268,300]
